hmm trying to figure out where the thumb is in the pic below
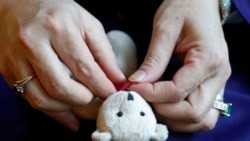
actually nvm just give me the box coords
[128,28,177,82]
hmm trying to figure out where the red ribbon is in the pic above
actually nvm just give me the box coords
[115,81,137,91]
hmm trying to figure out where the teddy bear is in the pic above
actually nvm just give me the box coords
[91,90,169,141]
[70,30,169,140]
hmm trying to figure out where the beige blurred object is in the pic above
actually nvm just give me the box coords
[107,30,137,77]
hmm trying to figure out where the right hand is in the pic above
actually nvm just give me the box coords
[128,0,231,132]
[0,0,125,131]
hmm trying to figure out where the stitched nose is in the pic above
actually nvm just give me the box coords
[127,92,134,101]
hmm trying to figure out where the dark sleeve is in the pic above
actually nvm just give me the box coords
[232,0,250,24]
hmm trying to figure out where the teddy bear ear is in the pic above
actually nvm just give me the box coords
[91,130,112,141]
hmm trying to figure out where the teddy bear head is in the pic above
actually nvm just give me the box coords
[91,90,169,141]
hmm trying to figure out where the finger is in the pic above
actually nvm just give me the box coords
[7,54,71,111]
[49,20,118,99]
[129,57,227,103]
[24,37,94,105]
[75,3,125,84]
[171,56,217,100]
[24,77,73,111]
[72,97,102,120]
[128,10,184,82]
[153,76,226,122]
[128,81,178,102]
[83,18,126,84]
[158,108,219,132]
[43,110,80,132]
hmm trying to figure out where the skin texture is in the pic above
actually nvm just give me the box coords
[129,0,231,132]
[0,0,232,133]
[0,0,125,131]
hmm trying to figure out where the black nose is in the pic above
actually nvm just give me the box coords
[127,92,134,101]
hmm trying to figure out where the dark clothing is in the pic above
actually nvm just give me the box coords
[1,0,250,141]
[232,0,250,24]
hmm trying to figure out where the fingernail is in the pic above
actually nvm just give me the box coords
[67,117,80,132]
[128,70,146,82]
[70,122,80,132]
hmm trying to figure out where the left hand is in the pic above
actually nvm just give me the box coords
[128,0,231,132]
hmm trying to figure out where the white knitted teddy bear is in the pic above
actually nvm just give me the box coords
[91,90,169,141]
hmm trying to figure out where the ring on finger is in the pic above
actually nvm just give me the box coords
[13,75,36,95]
[213,94,232,118]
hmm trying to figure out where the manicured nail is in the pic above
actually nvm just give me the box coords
[128,70,146,82]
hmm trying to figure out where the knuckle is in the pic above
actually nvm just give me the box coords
[42,11,71,35]
[154,21,170,37]
[43,16,64,35]
[143,53,164,71]
[188,110,205,123]
[224,63,232,79]
[46,80,68,98]
[16,29,40,56]
[93,20,104,30]
[17,30,34,50]
[208,50,231,76]
[200,120,216,130]
[29,97,47,110]
[208,58,221,73]
[48,89,62,98]
[74,61,95,79]
[171,89,187,102]
[85,19,105,35]
[154,21,176,43]
[172,92,186,102]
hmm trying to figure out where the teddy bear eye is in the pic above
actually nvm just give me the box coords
[117,111,123,117]
[140,111,145,116]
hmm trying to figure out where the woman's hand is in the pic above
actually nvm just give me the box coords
[129,0,231,132]
[0,0,125,131]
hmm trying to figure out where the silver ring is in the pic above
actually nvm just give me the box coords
[213,94,232,118]
[13,75,35,95]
